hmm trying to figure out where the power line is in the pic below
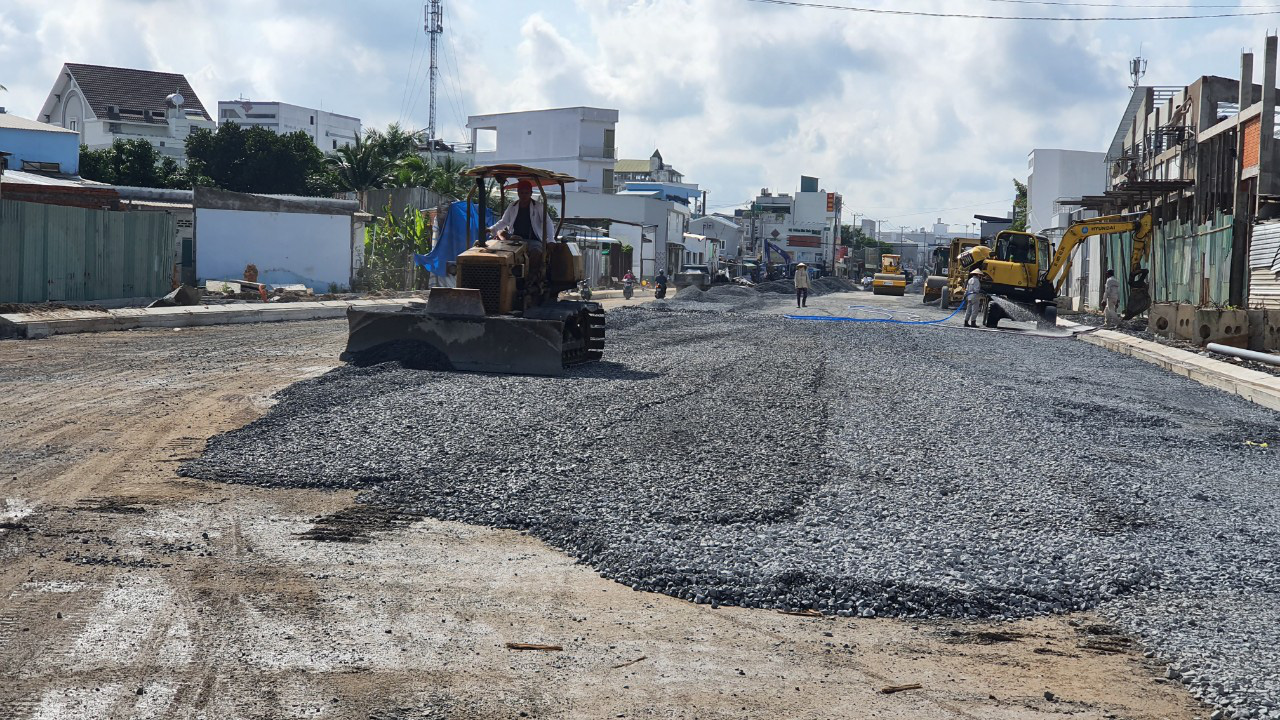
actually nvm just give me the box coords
[398,5,425,126]
[744,0,1280,20]
[982,0,1280,6]
[982,0,1280,7]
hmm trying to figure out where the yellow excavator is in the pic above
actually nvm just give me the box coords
[955,211,1153,328]
[340,164,605,375]
[926,237,979,307]
[872,254,907,296]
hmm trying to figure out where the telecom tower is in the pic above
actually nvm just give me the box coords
[425,1,443,151]
[1129,53,1147,90]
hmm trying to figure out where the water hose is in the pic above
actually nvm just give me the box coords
[787,298,968,325]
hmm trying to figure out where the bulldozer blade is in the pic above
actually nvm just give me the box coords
[340,300,605,376]
[1123,286,1151,320]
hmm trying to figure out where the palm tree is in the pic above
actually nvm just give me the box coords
[390,153,473,200]
[327,131,395,210]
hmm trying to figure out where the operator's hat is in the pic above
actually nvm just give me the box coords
[796,262,807,267]
[969,269,982,275]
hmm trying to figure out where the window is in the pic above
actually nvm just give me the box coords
[603,128,615,159]
[310,115,315,125]
[602,169,614,194]
[332,139,337,149]
[68,118,78,132]
[245,113,277,119]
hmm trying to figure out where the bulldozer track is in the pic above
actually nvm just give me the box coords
[563,304,606,367]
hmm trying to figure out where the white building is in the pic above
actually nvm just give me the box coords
[688,215,745,264]
[216,100,361,151]
[37,63,215,163]
[745,178,841,268]
[466,107,618,193]
[1026,148,1106,308]
[561,191,690,279]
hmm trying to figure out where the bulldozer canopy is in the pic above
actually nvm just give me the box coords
[465,164,582,187]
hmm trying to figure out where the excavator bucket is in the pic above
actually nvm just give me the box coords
[340,289,604,376]
[1123,286,1151,320]
[1123,269,1152,320]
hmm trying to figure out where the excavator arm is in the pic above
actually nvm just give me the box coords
[1044,212,1152,291]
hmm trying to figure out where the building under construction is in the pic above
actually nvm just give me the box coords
[1062,34,1280,311]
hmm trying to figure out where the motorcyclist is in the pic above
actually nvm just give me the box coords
[623,270,635,300]
[655,269,668,299]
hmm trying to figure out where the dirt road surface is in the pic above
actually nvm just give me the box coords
[0,313,1201,719]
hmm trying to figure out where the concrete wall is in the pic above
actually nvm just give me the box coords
[195,209,352,291]
[193,188,358,291]
[0,125,80,174]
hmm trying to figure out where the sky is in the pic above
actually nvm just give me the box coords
[0,0,1272,232]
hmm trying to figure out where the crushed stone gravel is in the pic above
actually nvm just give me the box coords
[182,293,1280,717]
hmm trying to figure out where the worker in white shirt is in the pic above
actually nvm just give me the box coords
[963,269,983,328]
[1101,269,1121,328]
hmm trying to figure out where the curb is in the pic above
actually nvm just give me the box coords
[1066,324,1280,412]
[0,298,411,339]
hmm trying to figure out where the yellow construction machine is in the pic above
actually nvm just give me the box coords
[341,164,605,375]
[925,237,979,307]
[872,254,907,296]
[955,211,1153,329]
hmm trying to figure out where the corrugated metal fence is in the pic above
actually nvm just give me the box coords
[1,199,174,303]
[1145,213,1234,307]
[1249,221,1280,310]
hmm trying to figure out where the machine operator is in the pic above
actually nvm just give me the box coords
[491,179,556,275]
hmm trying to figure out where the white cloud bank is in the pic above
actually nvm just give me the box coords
[0,0,1269,230]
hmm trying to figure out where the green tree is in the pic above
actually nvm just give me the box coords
[185,123,329,195]
[78,139,189,188]
[327,130,396,209]
[392,154,472,199]
[1011,178,1028,232]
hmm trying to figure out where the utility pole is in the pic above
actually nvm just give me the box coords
[425,1,444,152]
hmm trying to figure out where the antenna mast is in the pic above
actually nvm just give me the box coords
[1129,48,1147,90]
[425,0,443,152]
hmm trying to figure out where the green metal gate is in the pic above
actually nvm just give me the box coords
[0,199,174,303]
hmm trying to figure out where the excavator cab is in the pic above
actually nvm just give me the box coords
[340,164,606,375]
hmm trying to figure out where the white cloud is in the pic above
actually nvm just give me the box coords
[0,0,1272,230]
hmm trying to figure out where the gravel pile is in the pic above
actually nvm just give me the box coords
[184,295,1280,717]
[753,276,859,296]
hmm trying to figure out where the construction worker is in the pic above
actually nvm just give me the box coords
[964,269,983,328]
[794,262,811,308]
[1101,269,1120,327]
[491,179,555,283]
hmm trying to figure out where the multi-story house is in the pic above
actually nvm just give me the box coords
[37,63,214,164]
[741,177,841,269]
[466,107,617,193]
[216,100,360,151]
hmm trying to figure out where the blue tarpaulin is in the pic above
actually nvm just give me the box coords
[414,201,495,276]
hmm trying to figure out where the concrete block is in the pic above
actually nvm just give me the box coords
[1149,303,1178,336]
[1194,307,1249,347]
[1174,303,1196,341]
[1248,309,1267,351]
[1266,309,1280,353]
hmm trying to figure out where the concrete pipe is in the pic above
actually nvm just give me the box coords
[1206,343,1280,367]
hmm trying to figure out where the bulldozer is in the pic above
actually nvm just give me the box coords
[871,254,907,296]
[955,211,1154,329]
[925,237,979,307]
[340,164,605,375]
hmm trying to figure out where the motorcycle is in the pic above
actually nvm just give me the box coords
[577,280,592,301]
[623,277,634,300]
[655,281,667,299]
